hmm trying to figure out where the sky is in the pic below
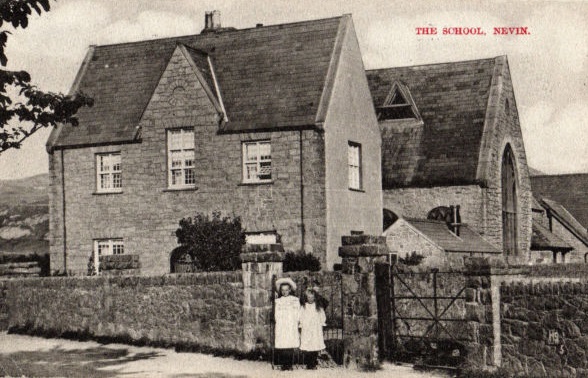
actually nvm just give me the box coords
[1,0,586,180]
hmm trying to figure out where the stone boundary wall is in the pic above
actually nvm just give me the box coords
[516,263,588,279]
[5,272,246,353]
[0,280,7,330]
[500,280,588,377]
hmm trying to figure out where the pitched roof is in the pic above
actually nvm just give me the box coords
[403,218,501,254]
[367,58,498,188]
[531,220,572,251]
[539,197,588,246]
[531,174,588,229]
[50,16,345,148]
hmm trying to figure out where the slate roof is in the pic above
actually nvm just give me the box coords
[404,218,501,254]
[531,174,588,229]
[50,16,344,148]
[367,58,497,188]
[531,221,572,251]
[539,197,588,246]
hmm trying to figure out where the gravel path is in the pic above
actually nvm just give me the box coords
[0,332,448,377]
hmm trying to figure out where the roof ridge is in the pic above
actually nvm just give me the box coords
[366,55,502,72]
[532,173,588,178]
[90,15,345,49]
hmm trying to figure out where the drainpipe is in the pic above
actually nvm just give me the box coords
[299,130,305,252]
[61,149,67,274]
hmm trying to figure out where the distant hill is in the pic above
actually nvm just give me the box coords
[0,174,49,255]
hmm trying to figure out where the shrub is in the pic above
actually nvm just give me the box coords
[174,211,246,272]
[283,251,321,272]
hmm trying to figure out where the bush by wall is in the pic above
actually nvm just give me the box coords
[174,211,245,272]
[283,251,321,272]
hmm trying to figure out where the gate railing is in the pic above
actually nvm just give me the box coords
[377,263,469,368]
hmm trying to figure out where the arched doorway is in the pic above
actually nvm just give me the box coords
[501,145,518,255]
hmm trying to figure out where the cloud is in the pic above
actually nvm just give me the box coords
[95,10,199,45]
[521,101,588,174]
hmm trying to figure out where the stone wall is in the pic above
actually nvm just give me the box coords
[322,18,383,271]
[0,280,7,330]
[500,280,588,377]
[6,272,246,352]
[383,185,485,234]
[476,57,532,264]
[384,218,446,267]
[49,46,327,275]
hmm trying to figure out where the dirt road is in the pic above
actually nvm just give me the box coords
[0,332,447,377]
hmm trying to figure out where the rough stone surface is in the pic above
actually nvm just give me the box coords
[500,280,588,377]
[5,272,246,352]
[48,48,328,275]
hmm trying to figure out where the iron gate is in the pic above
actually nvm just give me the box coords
[376,262,469,368]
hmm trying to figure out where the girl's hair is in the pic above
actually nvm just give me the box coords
[277,283,294,298]
[300,287,329,311]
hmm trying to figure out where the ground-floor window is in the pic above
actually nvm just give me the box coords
[93,239,124,274]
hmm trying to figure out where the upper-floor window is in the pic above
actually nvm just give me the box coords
[96,152,122,193]
[242,140,271,183]
[167,128,195,188]
[348,142,362,190]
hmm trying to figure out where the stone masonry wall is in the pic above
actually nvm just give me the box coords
[6,272,246,352]
[49,47,327,275]
[384,219,446,267]
[0,280,7,330]
[477,57,532,264]
[500,280,588,377]
[383,185,485,236]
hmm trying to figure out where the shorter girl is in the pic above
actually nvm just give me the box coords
[299,287,327,370]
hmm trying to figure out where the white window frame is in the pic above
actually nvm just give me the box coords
[348,142,362,190]
[245,232,277,245]
[96,152,122,193]
[242,140,272,183]
[93,238,124,274]
[167,128,196,189]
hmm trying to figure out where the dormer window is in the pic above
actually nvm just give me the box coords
[377,81,420,121]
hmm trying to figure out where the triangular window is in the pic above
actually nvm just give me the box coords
[377,82,420,121]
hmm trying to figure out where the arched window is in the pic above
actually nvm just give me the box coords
[501,145,518,255]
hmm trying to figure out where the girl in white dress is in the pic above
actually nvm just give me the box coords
[299,287,327,369]
[274,277,300,370]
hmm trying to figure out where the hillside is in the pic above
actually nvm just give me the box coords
[0,174,49,254]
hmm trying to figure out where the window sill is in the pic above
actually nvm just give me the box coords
[163,187,198,192]
[238,181,274,186]
[349,188,365,193]
[93,191,123,195]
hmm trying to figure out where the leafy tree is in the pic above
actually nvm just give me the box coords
[0,0,93,154]
[173,211,246,272]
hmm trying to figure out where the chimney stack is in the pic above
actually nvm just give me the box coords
[203,10,221,32]
[449,205,462,236]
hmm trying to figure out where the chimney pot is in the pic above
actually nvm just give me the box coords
[203,10,221,32]
[256,23,263,28]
